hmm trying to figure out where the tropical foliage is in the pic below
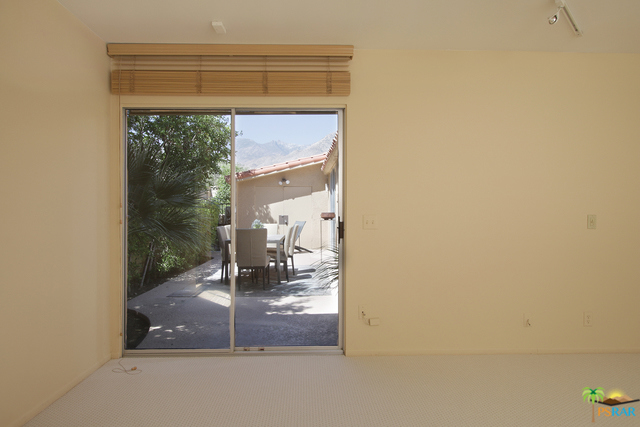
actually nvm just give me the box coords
[127,114,230,297]
[313,244,340,290]
[211,162,246,207]
[128,114,231,189]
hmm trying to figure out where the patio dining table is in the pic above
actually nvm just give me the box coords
[225,233,286,284]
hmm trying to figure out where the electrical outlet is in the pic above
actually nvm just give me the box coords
[584,311,593,327]
[523,313,533,327]
[358,305,367,319]
[363,215,377,230]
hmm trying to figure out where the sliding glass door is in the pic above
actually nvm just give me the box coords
[124,108,342,353]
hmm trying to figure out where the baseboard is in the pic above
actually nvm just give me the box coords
[10,353,112,427]
[535,348,640,355]
[345,348,640,357]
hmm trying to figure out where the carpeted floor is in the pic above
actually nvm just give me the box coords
[24,353,640,426]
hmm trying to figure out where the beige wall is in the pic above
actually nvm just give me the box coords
[0,1,113,426]
[116,50,640,357]
[345,50,640,355]
[237,164,330,249]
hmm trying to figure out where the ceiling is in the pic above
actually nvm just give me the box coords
[56,0,640,53]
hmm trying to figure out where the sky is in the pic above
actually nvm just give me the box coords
[235,114,338,146]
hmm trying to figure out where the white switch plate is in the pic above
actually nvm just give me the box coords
[363,215,377,230]
[587,215,597,229]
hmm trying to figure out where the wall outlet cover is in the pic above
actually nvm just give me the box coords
[363,215,377,230]
[584,311,593,327]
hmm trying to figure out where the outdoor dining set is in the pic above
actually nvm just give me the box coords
[217,221,305,288]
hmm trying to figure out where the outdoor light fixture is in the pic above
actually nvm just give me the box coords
[548,0,583,36]
[278,178,290,185]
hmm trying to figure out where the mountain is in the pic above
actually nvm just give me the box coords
[235,132,336,169]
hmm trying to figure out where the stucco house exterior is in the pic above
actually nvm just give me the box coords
[236,153,329,249]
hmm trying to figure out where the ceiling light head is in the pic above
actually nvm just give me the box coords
[211,21,226,34]
[547,0,583,36]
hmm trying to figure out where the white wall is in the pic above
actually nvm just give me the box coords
[344,50,640,355]
[0,1,113,425]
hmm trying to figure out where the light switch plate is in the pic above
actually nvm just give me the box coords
[587,215,597,229]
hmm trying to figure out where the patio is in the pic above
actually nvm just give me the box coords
[127,249,339,350]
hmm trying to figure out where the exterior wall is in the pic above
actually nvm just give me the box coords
[0,1,113,426]
[237,164,330,249]
[326,165,339,247]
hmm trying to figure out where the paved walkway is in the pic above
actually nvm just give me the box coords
[127,250,339,350]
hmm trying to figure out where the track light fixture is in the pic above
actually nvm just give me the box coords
[548,0,583,36]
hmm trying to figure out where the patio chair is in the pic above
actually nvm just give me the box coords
[236,228,270,289]
[293,220,312,253]
[286,223,300,275]
[263,223,279,250]
[217,225,231,282]
[268,223,298,281]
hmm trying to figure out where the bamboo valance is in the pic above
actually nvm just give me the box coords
[108,44,353,96]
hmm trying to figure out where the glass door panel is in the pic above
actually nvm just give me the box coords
[233,111,340,348]
[125,110,232,350]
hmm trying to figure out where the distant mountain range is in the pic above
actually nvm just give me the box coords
[235,132,336,170]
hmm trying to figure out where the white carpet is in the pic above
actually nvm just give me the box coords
[25,354,640,426]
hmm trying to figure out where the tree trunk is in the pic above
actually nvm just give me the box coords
[140,241,155,289]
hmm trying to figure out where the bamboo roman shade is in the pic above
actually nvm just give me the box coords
[108,44,353,96]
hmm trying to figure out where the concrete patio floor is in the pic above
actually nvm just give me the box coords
[127,249,339,350]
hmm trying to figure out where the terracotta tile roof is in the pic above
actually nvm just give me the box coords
[231,153,328,181]
[321,134,339,173]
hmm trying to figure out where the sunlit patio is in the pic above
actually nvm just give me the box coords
[127,249,339,350]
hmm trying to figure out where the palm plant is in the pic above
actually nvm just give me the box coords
[127,143,204,291]
[582,387,605,423]
[313,245,340,290]
[126,113,231,296]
